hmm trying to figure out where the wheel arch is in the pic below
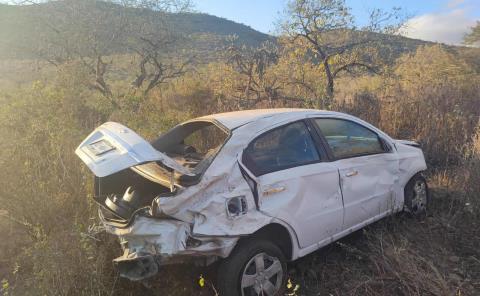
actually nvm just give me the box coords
[403,171,429,214]
[239,221,299,261]
[402,170,427,191]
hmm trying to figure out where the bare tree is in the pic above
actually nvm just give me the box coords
[224,40,285,107]
[29,0,129,99]
[281,0,404,108]
[124,5,193,96]
[131,35,191,96]
[18,0,193,100]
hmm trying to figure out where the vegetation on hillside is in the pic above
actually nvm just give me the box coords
[0,0,479,295]
[0,0,272,60]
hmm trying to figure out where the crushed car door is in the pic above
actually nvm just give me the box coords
[241,120,344,249]
[312,118,400,230]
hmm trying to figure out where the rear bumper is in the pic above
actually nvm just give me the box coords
[104,216,239,281]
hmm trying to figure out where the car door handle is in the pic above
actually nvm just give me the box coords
[345,170,358,177]
[263,186,286,196]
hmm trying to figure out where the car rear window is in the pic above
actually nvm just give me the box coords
[151,121,229,172]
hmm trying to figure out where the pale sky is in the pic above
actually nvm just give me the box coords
[192,0,480,45]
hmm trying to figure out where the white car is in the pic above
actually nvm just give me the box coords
[76,109,428,296]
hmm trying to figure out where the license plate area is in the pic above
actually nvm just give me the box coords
[87,139,116,156]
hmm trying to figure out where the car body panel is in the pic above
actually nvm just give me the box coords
[255,162,343,248]
[75,122,193,177]
[75,109,428,281]
[335,153,400,229]
[395,140,428,190]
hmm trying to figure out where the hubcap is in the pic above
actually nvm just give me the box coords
[411,180,427,214]
[241,252,283,296]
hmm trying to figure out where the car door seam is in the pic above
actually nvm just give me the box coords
[337,169,345,229]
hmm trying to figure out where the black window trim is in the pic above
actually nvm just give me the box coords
[310,117,392,161]
[242,119,325,177]
[304,119,330,162]
[305,118,335,161]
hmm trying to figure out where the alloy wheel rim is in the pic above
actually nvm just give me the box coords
[241,252,283,296]
[412,180,427,214]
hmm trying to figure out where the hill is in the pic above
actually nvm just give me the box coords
[0,1,273,60]
[0,1,477,67]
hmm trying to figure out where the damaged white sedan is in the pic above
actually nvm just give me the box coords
[76,109,429,296]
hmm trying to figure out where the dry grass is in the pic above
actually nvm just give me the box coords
[0,44,479,295]
[287,187,478,296]
[67,182,478,296]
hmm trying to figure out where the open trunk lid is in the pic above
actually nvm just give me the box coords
[75,122,193,177]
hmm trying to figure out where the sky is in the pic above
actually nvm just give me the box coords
[192,0,480,45]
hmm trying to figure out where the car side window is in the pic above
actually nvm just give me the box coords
[314,118,385,159]
[243,121,320,176]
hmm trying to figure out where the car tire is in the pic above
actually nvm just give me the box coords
[404,173,429,216]
[217,239,287,296]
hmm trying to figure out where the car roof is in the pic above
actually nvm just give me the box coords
[197,108,340,130]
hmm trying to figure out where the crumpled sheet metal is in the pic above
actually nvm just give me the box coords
[105,117,285,263]
[107,217,239,263]
[108,112,331,242]
[107,217,190,255]
[154,120,277,237]
[104,113,429,265]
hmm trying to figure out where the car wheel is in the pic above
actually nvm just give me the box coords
[404,174,429,216]
[217,239,287,296]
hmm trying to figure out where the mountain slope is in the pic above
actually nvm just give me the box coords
[0,2,477,63]
[0,2,273,59]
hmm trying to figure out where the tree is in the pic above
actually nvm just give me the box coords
[223,40,282,107]
[20,0,193,100]
[281,0,403,108]
[464,21,480,45]
[126,7,192,96]
[222,38,329,108]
